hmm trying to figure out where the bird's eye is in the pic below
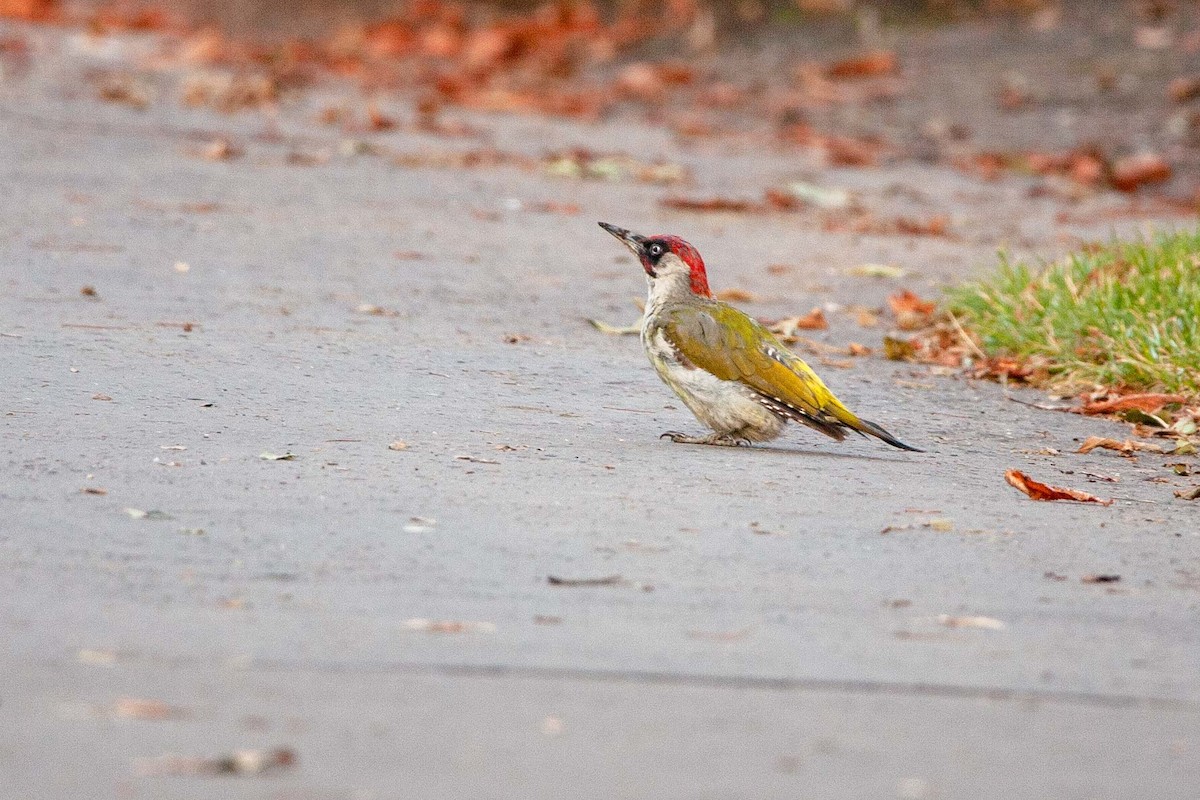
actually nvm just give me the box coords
[649,243,665,257]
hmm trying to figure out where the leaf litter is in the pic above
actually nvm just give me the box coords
[1004,470,1114,505]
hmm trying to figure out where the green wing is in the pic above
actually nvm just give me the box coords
[659,304,851,425]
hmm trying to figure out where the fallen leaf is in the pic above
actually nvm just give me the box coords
[1080,394,1185,415]
[826,50,898,80]
[1169,75,1200,102]
[92,393,112,401]
[355,304,399,316]
[123,508,174,520]
[847,263,905,278]
[937,614,1006,630]
[523,200,581,215]
[854,308,879,327]
[388,440,409,451]
[136,748,296,776]
[1110,153,1171,192]
[779,181,853,209]
[1076,436,1164,455]
[403,516,436,533]
[82,487,108,495]
[402,618,496,633]
[588,318,640,335]
[365,101,397,131]
[661,195,756,213]
[259,452,297,461]
[1081,574,1121,584]
[715,287,756,302]
[766,308,828,336]
[1175,486,1200,500]
[456,455,499,464]
[196,138,241,161]
[880,518,953,534]
[847,342,872,357]
[883,334,917,361]
[96,73,149,109]
[114,697,184,721]
[547,574,625,587]
[888,289,936,317]
[1004,469,1114,505]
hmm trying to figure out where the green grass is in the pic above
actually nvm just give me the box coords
[947,230,1200,396]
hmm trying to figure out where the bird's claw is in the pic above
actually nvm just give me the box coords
[660,431,751,447]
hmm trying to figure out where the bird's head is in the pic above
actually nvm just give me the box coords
[599,222,711,298]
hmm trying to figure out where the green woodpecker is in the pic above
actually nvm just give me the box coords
[599,222,921,451]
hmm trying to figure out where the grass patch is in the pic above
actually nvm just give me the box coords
[948,230,1200,396]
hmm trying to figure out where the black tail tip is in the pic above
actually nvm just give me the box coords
[860,419,924,452]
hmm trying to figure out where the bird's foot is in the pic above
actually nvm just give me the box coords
[660,431,750,447]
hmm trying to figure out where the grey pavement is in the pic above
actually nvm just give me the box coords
[1,22,1199,800]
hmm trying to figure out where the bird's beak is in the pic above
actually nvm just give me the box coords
[598,222,646,256]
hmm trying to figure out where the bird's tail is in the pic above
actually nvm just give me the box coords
[827,402,924,452]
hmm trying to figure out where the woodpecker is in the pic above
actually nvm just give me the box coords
[599,222,921,451]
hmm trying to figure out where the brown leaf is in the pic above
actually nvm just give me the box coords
[1080,574,1121,583]
[114,697,184,720]
[403,618,496,633]
[715,287,757,302]
[524,200,580,215]
[824,135,882,167]
[826,50,898,80]
[1110,153,1171,192]
[895,214,950,237]
[1004,469,1114,505]
[888,289,936,316]
[1076,436,1164,455]
[1080,393,1185,415]
[766,308,828,336]
[1169,75,1200,102]
[365,102,398,132]
[847,342,872,357]
[792,308,828,330]
[0,0,58,22]
[197,138,241,161]
[661,195,756,213]
[887,289,936,330]
[854,308,879,327]
[1175,486,1200,500]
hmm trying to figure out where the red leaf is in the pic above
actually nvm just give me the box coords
[825,50,898,80]
[1080,393,1185,415]
[1110,153,1172,192]
[1004,470,1114,505]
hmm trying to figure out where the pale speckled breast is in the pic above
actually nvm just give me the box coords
[641,317,783,439]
